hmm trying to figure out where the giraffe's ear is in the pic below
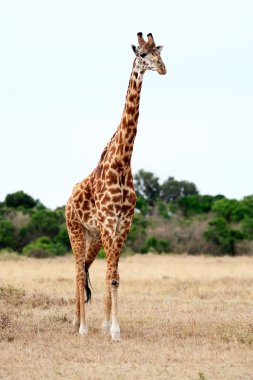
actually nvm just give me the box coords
[131,44,138,56]
[156,45,164,53]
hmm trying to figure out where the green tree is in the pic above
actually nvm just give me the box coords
[135,195,150,215]
[144,236,171,253]
[241,217,253,240]
[204,217,244,255]
[232,196,253,222]
[160,177,198,203]
[156,199,171,219]
[125,213,149,253]
[134,170,160,207]
[178,194,224,216]
[29,208,62,238]
[18,208,64,250]
[5,191,37,209]
[212,198,238,222]
[0,219,16,250]
[54,225,71,251]
[22,236,67,257]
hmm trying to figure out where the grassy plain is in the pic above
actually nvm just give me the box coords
[0,253,253,380]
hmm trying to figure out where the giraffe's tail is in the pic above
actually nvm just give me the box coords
[85,266,92,303]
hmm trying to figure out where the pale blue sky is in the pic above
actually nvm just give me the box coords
[0,0,252,208]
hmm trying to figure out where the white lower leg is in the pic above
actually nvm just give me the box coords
[110,285,120,341]
[79,322,88,335]
[79,288,88,336]
[79,306,88,335]
[101,284,111,333]
[111,318,120,341]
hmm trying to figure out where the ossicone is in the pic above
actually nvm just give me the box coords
[137,32,146,47]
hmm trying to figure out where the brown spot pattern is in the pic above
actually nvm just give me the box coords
[65,49,154,337]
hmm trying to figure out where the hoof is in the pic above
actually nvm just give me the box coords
[111,326,121,341]
[79,323,88,336]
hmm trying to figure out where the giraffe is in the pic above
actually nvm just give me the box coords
[65,32,166,341]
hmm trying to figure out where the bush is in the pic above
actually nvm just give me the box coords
[204,218,244,255]
[30,209,62,238]
[160,177,198,203]
[212,198,239,222]
[233,196,253,222]
[241,217,253,240]
[0,219,16,250]
[178,195,224,216]
[54,226,71,250]
[5,191,37,209]
[135,195,150,215]
[25,248,53,258]
[20,208,63,246]
[97,248,106,259]
[156,200,170,219]
[22,236,67,257]
[134,170,160,207]
[125,213,149,253]
[212,197,253,223]
[144,236,171,254]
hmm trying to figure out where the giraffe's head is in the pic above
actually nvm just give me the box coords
[131,32,166,75]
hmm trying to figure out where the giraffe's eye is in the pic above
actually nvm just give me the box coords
[140,53,147,58]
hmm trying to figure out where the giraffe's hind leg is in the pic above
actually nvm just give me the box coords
[73,233,88,335]
[85,231,102,271]
[84,230,102,304]
[66,208,88,335]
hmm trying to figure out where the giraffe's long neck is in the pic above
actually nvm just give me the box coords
[104,59,144,170]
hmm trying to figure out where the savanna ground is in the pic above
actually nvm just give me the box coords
[0,254,253,380]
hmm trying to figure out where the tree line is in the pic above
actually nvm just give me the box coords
[0,170,252,257]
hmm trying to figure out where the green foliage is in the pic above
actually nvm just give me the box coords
[0,219,16,250]
[134,170,160,207]
[212,196,253,223]
[5,191,37,209]
[135,195,150,215]
[204,218,244,255]
[156,199,171,219]
[1,182,253,258]
[97,248,106,259]
[241,217,253,240]
[179,194,224,216]
[22,236,67,257]
[20,208,63,247]
[212,198,239,222]
[144,236,171,253]
[160,177,198,203]
[233,196,253,222]
[0,191,67,255]
[125,213,149,253]
[54,225,71,250]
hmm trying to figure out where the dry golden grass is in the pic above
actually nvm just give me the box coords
[0,254,253,380]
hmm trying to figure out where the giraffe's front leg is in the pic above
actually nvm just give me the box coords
[101,282,111,333]
[73,273,80,330]
[100,231,121,340]
[100,210,133,341]
[76,259,89,335]
[102,261,121,341]
[110,275,121,341]
[67,217,89,336]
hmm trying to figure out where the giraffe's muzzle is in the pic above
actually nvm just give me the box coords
[158,65,167,75]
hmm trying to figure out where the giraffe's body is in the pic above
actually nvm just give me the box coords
[65,33,166,340]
